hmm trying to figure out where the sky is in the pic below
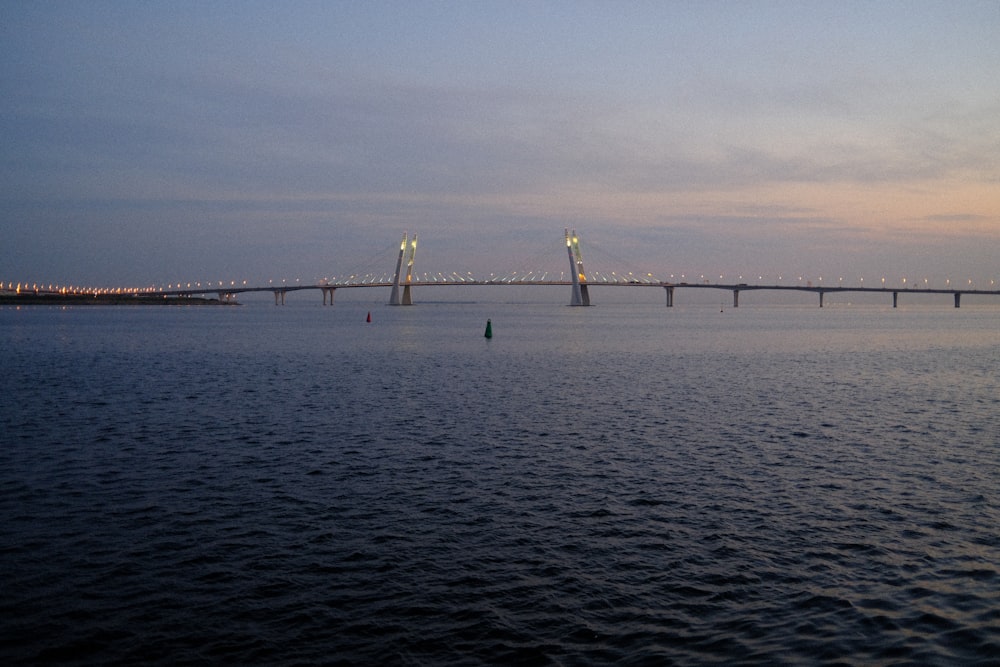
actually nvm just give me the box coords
[2,1,999,290]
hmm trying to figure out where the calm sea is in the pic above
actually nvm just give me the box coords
[2,295,998,665]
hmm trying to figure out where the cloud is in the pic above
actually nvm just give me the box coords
[920,213,992,223]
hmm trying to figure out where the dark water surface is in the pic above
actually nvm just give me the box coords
[2,301,999,665]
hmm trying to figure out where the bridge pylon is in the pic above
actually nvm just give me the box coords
[565,228,591,306]
[389,232,408,305]
[401,234,417,305]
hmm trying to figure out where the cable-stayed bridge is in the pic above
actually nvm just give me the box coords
[7,230,1000,308]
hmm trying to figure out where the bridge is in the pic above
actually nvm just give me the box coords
[7,230,999,308]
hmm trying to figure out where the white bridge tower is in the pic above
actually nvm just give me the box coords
[565,228,591,306]
[389,232,417,305]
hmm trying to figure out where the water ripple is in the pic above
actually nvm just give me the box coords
[2,304,999,664]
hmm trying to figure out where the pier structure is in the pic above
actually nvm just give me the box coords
[672,284,977,309]
[321,285,336,305]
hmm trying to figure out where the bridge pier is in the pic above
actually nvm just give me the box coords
[954,292,961,308]
[273,289,286,306]
[664,286,674,307]
[322,287,336,305]
[892,291,898,308]
[733,289,739,308]
[819,291,824,308]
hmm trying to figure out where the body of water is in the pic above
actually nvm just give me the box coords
[2,299,998,664]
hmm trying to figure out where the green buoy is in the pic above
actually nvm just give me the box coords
[484,318,492,338]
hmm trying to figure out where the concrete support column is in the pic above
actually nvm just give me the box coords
[892,291,898,308]
[733,290,739,308]
[664,286,674,307]
[954,292,961,308]
[819,291,824,308]
[322,287,336,305]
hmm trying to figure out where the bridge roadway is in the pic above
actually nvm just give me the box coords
[155,280,1000,308]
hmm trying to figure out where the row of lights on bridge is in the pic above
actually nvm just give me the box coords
[3,275,997,294]
[0,279,298,294]
[666,275,994,288]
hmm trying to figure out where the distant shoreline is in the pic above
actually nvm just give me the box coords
[0,294,237,306]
